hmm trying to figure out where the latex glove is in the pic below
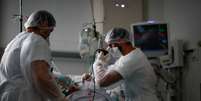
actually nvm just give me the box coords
[81,73,92,82]
[94,49,110,66]
[67,84,80,94]
[93,51,108,82]
[94,65,107,81]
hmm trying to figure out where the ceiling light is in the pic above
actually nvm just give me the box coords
[115,3,120,7]
[84,28,88,32]
[121,4,125,8]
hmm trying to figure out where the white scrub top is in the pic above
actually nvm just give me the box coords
[0,31,52,101]
[110,48,159,101]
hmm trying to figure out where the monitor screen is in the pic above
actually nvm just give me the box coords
[131,22,169,58]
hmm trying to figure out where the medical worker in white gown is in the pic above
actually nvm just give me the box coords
[0,10,67,101]
[84,28,159,101]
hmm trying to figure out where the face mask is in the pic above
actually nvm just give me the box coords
[110,47,122,60]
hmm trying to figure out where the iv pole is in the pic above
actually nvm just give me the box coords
[19,0,23,32]
[89,0,97,101]
[89,0,98,40]
[90,0,103,49]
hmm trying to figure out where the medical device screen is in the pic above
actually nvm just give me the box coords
[131,23,168,58]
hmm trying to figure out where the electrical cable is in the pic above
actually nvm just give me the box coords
[91,63,96,101]
[89,51,96,101]
[51,60,62,73]
[89,0,98,100]
[90,49,110,101]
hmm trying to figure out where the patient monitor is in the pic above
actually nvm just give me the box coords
[131,22,169,58]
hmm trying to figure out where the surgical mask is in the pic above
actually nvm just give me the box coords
[110,47,122,60]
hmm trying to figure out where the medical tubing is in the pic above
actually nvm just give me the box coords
[90,53,96,101]
[89,49,107,101]
[91,48,108,100]
[51,60,62,73]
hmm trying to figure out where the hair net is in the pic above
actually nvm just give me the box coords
[24,10,56,28]
[105,27,131,44]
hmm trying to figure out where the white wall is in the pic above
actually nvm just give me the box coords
[3,1,201,101]
[145,0,164,21]
[0,0,94,75]
[162,3,201,101]
[52,57,88,75]
[0,0,19,46]
[103,0,143,32]
[146,0,201,50]
[0,0,3,40]
[0,0,143,75]
[163,0,201,50]
[0,0,93,52]
[147,0,201,101]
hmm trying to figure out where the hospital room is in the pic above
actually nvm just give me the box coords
[0,0,201,101]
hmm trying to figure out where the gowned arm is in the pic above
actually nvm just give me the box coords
[93,51,123,88]
[96,66,123,87]
[31,60,66,101]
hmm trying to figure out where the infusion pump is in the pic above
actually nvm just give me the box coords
[160,40,184,68]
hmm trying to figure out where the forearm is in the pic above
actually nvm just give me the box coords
[31,60,65,100]
[95,66,123,87]
[93,51,122,88]
[36,74,64,98]
[93,62,107,82]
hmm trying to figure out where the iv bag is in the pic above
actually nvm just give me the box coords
[79,28,101,58]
